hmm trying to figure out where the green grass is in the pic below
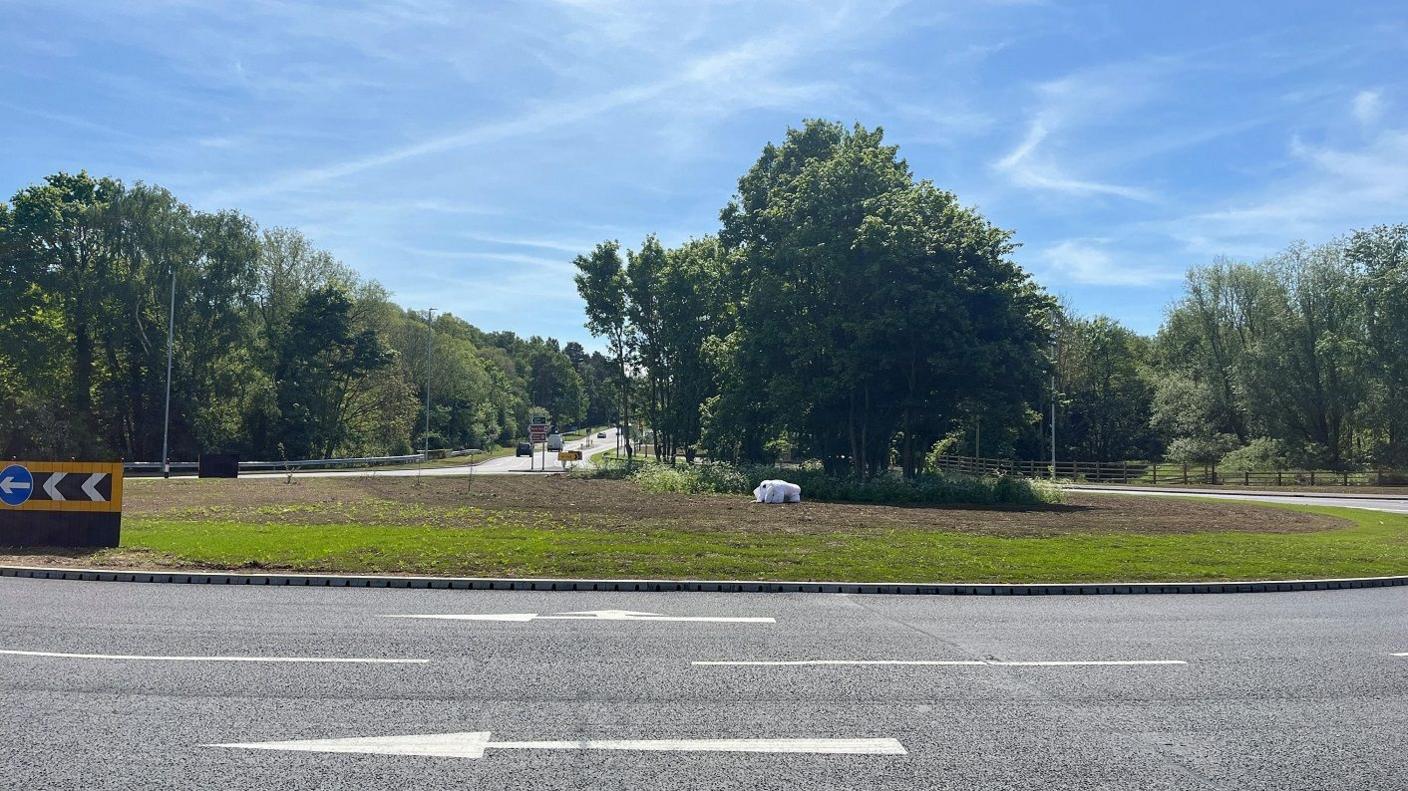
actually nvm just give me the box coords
[112,501,1408,583]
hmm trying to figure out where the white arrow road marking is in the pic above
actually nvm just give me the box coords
[0,476,30,495]
[43,472,65,500]
[0,650,427,664]
[385,609,775,624]
[693,659,1187,667]
[207,731,906,759]
[81,473,105,501]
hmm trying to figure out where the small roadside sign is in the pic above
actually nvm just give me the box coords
[558,450,582,462]
[0,464,34,507]
[529,425,549,442]
[0,461,123,547]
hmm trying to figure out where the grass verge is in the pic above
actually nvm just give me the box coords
[2,477,1405,583]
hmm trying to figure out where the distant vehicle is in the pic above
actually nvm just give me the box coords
[546,433,564,452]
[596,432,607,439]
[515,442,532,457]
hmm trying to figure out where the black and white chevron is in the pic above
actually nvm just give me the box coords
[31,472,112,502]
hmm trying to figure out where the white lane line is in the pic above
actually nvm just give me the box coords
[0,650,428,664]
[988,660,1186,667]
[209,731,907,758]
[694,660,987,667]
[1391,653,1408,657]
[693,659,1186,667]
[385,609,776,624]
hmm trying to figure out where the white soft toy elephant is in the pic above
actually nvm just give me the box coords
[753,479,802,503]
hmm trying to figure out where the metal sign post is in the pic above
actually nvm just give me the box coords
[529,416,549,471]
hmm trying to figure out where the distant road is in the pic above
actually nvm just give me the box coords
[1072,484,1408,514]
[157,428,621,481]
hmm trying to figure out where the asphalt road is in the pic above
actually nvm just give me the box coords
[4,576,1407,789]
[229,427,621,480]
[1074,485,1408,514]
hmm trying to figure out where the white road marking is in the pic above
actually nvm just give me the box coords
[208,731,906,759]
[987,660,1186,667]
[694,660,987,666]
[694,659,1187,667]
[385,609,775,624]
[0,650,427,664]
[1391,653,1408,657]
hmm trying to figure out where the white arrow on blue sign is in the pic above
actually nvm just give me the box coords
[0,464,34,507]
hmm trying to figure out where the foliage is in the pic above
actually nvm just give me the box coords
[1219,438,1291,471]
[1154,232,1405,469]
[631,462,752,495]
[0,172,595,460]
[602,457,1061,506]
[576,120,1053,478]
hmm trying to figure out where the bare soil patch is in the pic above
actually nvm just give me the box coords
[112,474,1343,536]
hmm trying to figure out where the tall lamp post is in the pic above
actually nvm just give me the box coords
[161,267,176,479]
[423,308,436,473]
[1050,330,1058,480]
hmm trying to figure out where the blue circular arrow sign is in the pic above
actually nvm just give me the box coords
[0,464,34,507]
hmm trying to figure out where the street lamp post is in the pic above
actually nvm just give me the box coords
[423,308,436,475]
[1050,333,1058,480]
[161,267,176,479]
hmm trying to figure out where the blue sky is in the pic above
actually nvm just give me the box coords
[3,1,1406,343]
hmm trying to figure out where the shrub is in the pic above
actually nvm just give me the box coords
[632,462,751,495]
[1219,438,1289,471]
[1164,434,1239,465]
[739,466,1062,506]
[577,457,1063,506]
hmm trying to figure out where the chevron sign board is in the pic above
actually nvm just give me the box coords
[0,461,123,547]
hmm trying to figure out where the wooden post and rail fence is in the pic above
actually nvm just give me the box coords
[928,454,1408,488]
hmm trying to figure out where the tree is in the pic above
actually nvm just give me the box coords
[1056,316,1157,461]
[713,120,1051,476]
[273,286,395,458]
[573,241,634,457]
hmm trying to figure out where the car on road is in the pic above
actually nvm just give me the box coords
[515,442,532,457]
[546,433,564,452]
[597,431,607,438]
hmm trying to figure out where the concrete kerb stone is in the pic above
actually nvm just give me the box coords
[7,564,1408,595]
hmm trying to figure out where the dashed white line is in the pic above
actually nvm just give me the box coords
[0,650,428,664]
[693,660,986,667]
[693,659,1187,667]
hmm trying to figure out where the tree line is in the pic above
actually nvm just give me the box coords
[576,120,1408,475]
[8,122,1405,474]
[0,172,615,461]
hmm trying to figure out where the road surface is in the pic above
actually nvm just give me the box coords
[226,428,621,480]
[1073,484,1408,514]
[4,576,1407,789]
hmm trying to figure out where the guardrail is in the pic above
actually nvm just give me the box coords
[123,454,426,475]
[930,454,1408,487]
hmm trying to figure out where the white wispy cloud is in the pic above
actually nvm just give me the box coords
[995,121,1155,200]
[1353,89,1383,125]
[1176,127,1408,250]
[991,61,1177,201]
[1037,238,1181,286]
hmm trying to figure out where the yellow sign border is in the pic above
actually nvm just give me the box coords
[2,461,124,513]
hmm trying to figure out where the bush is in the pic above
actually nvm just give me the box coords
[632,463,751,495]
[1219,438,1289,471]
[574,455,1063,506]
[1164,434,1239,465]
[740,466,1062,506]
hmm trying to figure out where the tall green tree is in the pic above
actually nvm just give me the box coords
[573,241,634,457]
